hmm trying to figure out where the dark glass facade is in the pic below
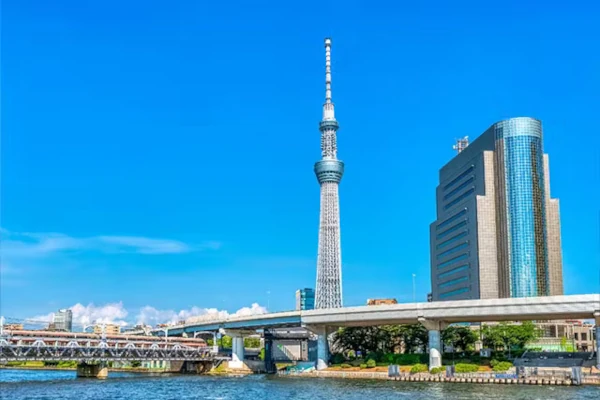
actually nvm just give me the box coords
[295,288,315,310]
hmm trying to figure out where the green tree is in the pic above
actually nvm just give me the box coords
[244,337,261,348]
[398,324,428,354]
[333,324,428,357]
[482,322,539,351]
[442,326,477,352]
[219,335,232,348]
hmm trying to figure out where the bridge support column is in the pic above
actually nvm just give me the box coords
[76,362,108,379]
[594,312,600,370]
[231,335,245,368]
[212,331,219,354]
[315,326,329,371]
[224,329,255,370]
[418,318,446,371]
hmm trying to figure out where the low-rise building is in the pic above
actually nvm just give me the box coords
[4,323,24,330]
[92,324,121,335]
[366,298,398,306]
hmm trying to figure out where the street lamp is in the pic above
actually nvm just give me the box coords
[267,290,271,311]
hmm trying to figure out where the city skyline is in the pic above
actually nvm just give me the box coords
[1,0,599,322]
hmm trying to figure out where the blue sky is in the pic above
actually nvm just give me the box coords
[1,0,599,324]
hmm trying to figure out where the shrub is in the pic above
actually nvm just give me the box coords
[410,363,428,374]
[492,361,513,372]
[340,363,352,369]
[455,363,479,373]
[350,359,363,367]
[359,364,367,369]
[430,367,445,374]
[331,353,346,365]
[366,359,376,368]
[366,351,385,363]
[392,354,428,365]
[57,361,77,368]
[490,359,499,367]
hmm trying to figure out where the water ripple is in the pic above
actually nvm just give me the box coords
[1,369,598,400]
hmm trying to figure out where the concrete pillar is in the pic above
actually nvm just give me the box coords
[212,332,219,354]
[428,329,442,370]
[76,362,108,379]
[315,326,329,371]
[418,318,446,371]
[595,325,600,370]
[594,312,600,370]
[232,336,245,363]
[224,330,255,370]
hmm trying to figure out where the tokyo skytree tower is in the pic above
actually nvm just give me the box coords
[314,38,344,309]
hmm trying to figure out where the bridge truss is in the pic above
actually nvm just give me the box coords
[0,338,215,362]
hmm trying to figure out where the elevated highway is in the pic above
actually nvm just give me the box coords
[163,294,599,371]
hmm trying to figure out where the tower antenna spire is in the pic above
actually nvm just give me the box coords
[322,38,335,122]
[325,38,332,104]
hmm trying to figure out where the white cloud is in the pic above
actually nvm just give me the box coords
[30,302,130,328]
[1,229,219,257]
[95,236,192,254]
[71,302,129,326]
[135,303,267,326]
[27,302,267,329]
[231,303,268,317]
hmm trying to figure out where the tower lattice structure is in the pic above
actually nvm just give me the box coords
[314,38,344,309]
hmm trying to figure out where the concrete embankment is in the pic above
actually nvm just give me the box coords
[0,365,167,374]
[280,369,600,386]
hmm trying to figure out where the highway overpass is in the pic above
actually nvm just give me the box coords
[162,294,600,371]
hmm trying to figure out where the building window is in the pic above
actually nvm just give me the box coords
[581,333,587,341]
[444,188,475,210]
[438,265,468,279]
[443,177,475,200]
[437,231,468,249]
[438,276,468,288]
[437,242,469,260]
[443,165,474,191]
[439,287,469,298]
[436,221,468,239]
[436,209,467,230]
[437,253,468,269]
[574,333,579,340]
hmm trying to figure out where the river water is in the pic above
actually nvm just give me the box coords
[1,369,598,399]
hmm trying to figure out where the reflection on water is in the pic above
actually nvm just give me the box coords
[1,369,598,400]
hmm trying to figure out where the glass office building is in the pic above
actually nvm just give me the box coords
[430,117,563,301]
[295,288,315,310]
[53,309,73,332]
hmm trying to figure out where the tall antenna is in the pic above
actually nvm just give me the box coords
[453,136,469,154]
[322,38,335,122]
[325,38,332,104]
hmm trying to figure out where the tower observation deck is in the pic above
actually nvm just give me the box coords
[314,38,344,309]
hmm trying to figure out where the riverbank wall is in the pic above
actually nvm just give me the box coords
[0,365,167,374]
[279,369,600,386]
